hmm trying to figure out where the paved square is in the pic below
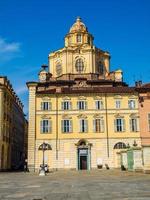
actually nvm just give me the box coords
[0,170,150,200]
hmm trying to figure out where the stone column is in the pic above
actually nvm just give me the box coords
[27,83,37,172]
[142,145,150,174]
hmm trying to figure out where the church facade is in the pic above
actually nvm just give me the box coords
[27,18,141,171]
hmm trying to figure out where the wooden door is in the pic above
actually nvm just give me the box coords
[80,156,87,170]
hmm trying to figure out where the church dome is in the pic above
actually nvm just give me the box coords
[69,17,88,33]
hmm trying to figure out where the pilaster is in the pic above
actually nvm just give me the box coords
[27,83,37,172]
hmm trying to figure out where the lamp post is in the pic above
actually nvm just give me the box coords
[38,142,51,176]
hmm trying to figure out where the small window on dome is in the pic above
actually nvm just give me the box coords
[56,63,62,76]
[88,36,90,44]
[75,58,84,73]
[77,34,81,43]
[98,61,104,75]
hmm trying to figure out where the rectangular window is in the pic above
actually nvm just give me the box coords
[93,119,104,132]
[115,118,125,132]
[148,114,150,131]
[77,34,81,43]
[62,101,71,110]
[77,101,87,110]
[95,100,103,110]
[41,102,51,110]
[40,120,51,133]
[115,100,121,109]
[130,118,139,132]
[61,120,72,133]
[128,100,136,109]
[80,119,88,132]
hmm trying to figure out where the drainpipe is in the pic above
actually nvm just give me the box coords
[56,93,58,161]
[105,93,109,157]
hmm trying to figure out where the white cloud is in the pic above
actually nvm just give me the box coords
[0,37,21,62]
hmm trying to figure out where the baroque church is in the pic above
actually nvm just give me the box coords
[27,17,141,171]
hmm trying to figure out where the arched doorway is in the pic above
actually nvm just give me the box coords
[76,139,92,170]
[113,142,126,168]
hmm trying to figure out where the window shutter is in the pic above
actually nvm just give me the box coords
[93,119,96,132]
[136,118,139,132]
[128,101,130,108]
[61,102,64,110]
[129,119,132,132]
[114,119,117,132]
[85,102,87,110]
[49,120,52,133]
[61,120,64,133]
[123,119,125,132]
[40,120,43,133]
[70,120,72,132]
[47,120,50,133]
[95,101,98,110]
[101,101,104,109]
[41,102,43,110]
[69,102,72,110]
[49,102,52,110]
[101,119,104,132]
[133,100,136,108]
[85,120,88,132]
[77,101,79,110]
[80,120,82,132]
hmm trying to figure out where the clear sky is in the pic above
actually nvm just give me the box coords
[0,0,150,115]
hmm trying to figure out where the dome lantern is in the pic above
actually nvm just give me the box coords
[69,17,88,33]
[65,17,93,47]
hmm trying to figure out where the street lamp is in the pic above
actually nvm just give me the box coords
[133,140,138,147]
[38,142,51,176]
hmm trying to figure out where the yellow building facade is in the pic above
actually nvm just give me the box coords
[27,18,141,171]
[0,76,27,170]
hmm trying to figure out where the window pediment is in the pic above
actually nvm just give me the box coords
[62,96,71,100]
[93,114,103,118]
[78,96,86,100]
[94,96,102,100]
[41,115,51,119]
[77,114,87,119]
[129,95,137,99]
[42,97,51,101]
[114,114,124,118]
[130,113,139,118]
[62,114,72,119]
[114,95,122,99]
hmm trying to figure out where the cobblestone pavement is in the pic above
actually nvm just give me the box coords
[0,170,150,200]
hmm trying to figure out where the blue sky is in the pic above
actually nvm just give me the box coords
[0,0,150,115]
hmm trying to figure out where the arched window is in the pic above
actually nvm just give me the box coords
[114,142,126,149]
[77,34,81,43]
[56,62,62,76]
[75,58,84,73]
[88,36,90,44]
[98,61,104,75]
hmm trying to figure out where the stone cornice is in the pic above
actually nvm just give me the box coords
[26,82,38,88]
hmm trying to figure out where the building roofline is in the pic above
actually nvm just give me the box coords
[36,86,136,95]
[0,76,24,110]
